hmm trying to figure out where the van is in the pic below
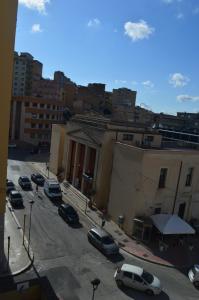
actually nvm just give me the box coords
[44,179,62,200]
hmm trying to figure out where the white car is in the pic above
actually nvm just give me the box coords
[44,179,62,200]
[114,264,162,296]
[188,265,199,288]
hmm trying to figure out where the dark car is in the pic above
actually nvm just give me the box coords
[6,180,15,194]
[18,176,32,190]
[31,173,45,186]
[9,190,23,207]
[87,227,119,256]
[58,204,79,224]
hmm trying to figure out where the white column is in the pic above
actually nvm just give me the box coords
[92,149,99,190]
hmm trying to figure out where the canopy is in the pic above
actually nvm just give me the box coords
[151,214,195,235]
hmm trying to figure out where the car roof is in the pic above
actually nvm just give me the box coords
[61,203,73,209]
[20,176,29,179]
[90,227,111,238]
[34,173,43,176]
[121,264,143,275]
[7,180,14,184]
[10,190,21,195]
[46,179,59,184]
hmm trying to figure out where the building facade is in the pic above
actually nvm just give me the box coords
[0,0,18,271]
[13,52,43,96]
[108,142,199,236]
[49,115,162,209]
[10,96,65,146]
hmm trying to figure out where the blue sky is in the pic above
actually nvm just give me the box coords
[16,0,199,114]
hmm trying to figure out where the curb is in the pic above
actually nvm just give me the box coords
[2,203,34,278]
[30,163,191,270]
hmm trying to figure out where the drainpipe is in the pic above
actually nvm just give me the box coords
[172,161,183,214]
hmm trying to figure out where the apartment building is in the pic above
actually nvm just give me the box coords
[10,96,65,146]
[13,51,42,96]
[49,115,162,209]
[108,142,199,236]
[0,0,18,272]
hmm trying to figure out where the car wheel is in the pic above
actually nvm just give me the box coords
[194,281,199,288]
[116,280,124,288]
[146,289,154,296]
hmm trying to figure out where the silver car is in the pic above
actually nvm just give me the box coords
[87,227,119,256]
[114,264,162,296]
[188,265,199,288]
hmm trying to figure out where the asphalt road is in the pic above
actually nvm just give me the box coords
[6,155,199,300]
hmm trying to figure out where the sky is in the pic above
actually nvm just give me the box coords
[16,0,199,114]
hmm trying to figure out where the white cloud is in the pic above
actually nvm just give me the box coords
[176,13,184,19]
[162,0,182,4]
[142,80,154,88]
[31,23,42,33]
[177,95,199,102]
[114,80,127,84]
[19,0,50,13]
[124,20,154,41]
[87,18,101,28]
[169,73,189,87]
[131,81,138,85]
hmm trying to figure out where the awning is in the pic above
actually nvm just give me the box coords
[150,214,195,235]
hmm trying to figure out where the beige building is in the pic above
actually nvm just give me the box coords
[108,142,199,236]
[49,115,162,209]
[10,96,65,146]
[0,0,18,271]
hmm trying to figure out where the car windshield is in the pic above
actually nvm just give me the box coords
[22,178,30,182]
[7,182,14,186]
[142,271,154,284]
[36,175,43,179]
[65,207,76,215]
[12,193,21,198]
[192,266,199,276]
[102,236,114,245]
[49,187,61,193]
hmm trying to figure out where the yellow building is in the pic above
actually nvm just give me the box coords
[49,114,162,209]
[0,0,18,270]
[108,142,199,236]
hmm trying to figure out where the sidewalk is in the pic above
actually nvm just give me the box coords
[31,162,196,268]
[1,203,33,277]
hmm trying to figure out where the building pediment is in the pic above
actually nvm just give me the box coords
[68,128,101,146]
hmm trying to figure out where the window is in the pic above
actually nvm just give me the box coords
[123,134,134,141]
[46,114,49,119]
[45,124,49,129]
[32,113,37,119]
[146,136,154,142]
[30,133,35,139]
[39,124,43,129]
[40,103,45,108]
[47,104,51,109]
[52,115,55,120]
[24,102,29,107]
[91,231,101,241]
[32,103,37,107]
[39,114,44,119]
[134,275,143,283]
[123,272,132,279]
[158,168,167,188]
[185,167,194,187]
[31,123,36,128]
[154,207,161,214]
[53,105,55,110]
[38,134,43,139]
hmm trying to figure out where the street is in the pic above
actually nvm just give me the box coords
[6,153,199,300]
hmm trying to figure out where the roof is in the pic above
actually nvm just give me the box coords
[10,190,21,195]
[151,214,195,235]
[121,264,143,276]
[90,227,110,238]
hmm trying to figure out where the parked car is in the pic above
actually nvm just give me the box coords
[6,180,15,194]
[188,265,199,288]
[87,227,119,256]
[31,173,45,186]
[18,176,32,190]
[44,179,62,200]
[114,264,162,296]
[58,203,79,224]
[9,190,23,207]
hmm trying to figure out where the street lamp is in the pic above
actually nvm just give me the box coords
[28,200,34,255]
[91,278,100,300]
